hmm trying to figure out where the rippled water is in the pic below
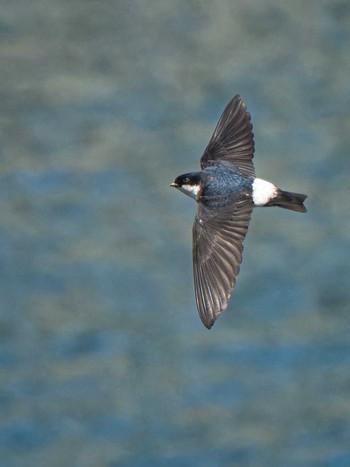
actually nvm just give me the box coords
[1,1,350,466]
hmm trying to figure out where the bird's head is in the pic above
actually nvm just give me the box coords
[170,172,202,199]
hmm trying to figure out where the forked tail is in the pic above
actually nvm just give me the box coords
[271,189,307,213]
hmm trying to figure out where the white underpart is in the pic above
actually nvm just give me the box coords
[178,184,200,199]
[252,178,278,206]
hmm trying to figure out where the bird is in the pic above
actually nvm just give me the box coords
[170,95,307,329]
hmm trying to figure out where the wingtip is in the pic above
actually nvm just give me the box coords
[201,316,215,330]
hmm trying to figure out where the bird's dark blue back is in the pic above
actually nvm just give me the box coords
[200,163,253,209]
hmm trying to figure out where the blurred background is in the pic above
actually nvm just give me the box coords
[1,1,350,466]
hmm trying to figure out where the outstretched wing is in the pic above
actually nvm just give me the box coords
[192,196,253,329]
[200,95,255,177]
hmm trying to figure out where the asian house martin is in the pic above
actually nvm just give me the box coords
[171,95,307,329]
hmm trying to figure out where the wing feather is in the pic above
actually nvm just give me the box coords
[200,95,255,177]
[193,197,253,328]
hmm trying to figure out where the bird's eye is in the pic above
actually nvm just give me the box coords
[183,177,190,183]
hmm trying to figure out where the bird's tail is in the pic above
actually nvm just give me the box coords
[270,189,307,213]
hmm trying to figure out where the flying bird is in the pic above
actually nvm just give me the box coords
[171,95,307,329]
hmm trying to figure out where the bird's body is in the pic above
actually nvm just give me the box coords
[200,163,252,207]
[171,95,307,329]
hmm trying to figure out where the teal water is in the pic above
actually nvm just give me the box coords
[1,1,350,466]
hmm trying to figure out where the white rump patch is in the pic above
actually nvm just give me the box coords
[252,178,278,206]
[178,184,200,199]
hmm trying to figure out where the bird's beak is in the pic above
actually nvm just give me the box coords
[170,182,178,188]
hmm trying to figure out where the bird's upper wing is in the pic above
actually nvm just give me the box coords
[193,196,253,329]
[200,95,255,177]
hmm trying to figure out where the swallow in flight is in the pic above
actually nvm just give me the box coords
[171,95,307,329]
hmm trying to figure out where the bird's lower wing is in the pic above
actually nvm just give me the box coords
[193,197,253,329]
